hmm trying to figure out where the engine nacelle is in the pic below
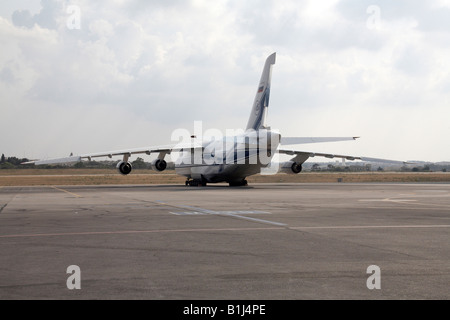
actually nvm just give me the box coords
[279,161,302,174]
[151,159,167,172]
[116,161,132,175]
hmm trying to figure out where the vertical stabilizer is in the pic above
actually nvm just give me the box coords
[246,53,276,131]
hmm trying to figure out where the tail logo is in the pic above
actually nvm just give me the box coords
[255,82,265,116]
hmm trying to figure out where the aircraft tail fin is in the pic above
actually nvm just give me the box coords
[246,52,276,131]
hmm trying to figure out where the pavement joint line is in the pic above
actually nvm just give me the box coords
[289,224,450,230]
[2,224,449,239]
[0,227,285,238]
[51,186,82,198]
[0,187,21,213]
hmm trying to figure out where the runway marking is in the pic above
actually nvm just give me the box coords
[171,210,271,216]
[1,224,449,239]
[148,200,285,226]
[215,212,285,226]
[359,198,417,203]
[51,186,82,198]
[359,197,450,208]
[290,225,450,230]
[0,227,285,238]
[168,204,285,226]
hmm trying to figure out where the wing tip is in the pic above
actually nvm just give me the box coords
[21,161,36,165]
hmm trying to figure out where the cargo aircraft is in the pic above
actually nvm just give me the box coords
[24,53,407,186]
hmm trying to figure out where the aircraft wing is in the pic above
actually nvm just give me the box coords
[280,137,359,145]
[277,149,411,165]
[22,143,201,166]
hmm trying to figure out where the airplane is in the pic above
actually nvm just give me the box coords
[23,52,408,186]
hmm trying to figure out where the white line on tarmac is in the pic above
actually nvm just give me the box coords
[1,224,449,239]
[0,227,285,238]
[290,224,450,230]
[172,204,286,226]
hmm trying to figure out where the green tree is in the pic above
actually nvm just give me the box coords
[1,154,5,163]
[74,162,85,168]
[0,162,14,169]
[132,157,147,169]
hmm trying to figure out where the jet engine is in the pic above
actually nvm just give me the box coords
[151,159,167,172]
[278,161,302,174]
[116,161,132,175]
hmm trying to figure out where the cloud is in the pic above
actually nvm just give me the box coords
[0,66,15,83]
[11,0,60,29]
[11,9,35,28]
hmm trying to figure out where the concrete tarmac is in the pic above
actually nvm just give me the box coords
[0,183,449,299]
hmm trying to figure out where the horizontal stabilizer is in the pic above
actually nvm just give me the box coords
[280,137,358,145]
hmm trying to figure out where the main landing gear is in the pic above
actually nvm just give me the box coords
[185,178,248,187]
[228,179,248,187]
[185,178,207,187]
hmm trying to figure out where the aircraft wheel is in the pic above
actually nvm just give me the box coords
[228,179,248,187]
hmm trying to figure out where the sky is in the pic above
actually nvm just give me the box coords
[1,0,450,163]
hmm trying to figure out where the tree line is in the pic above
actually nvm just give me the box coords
[0,154,151,170]
[0,154,31,169]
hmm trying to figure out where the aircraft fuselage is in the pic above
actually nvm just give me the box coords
[175,129,281,184]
